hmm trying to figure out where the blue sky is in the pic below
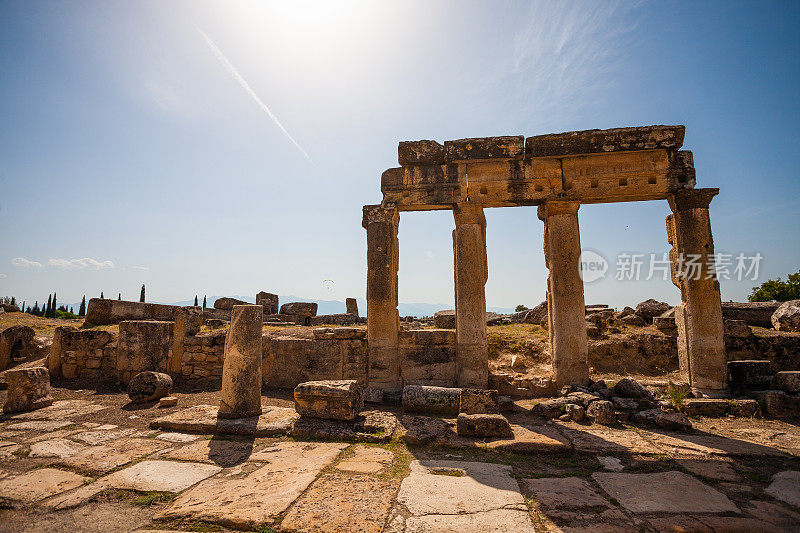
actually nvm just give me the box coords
[1,0,798,311]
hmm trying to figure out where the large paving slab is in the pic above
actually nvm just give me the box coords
[0,468,90,505]
[29,438,86,459]
[640,429,790,457]
[449,423,570,453]
[280,472,397,532]
[69,428,139,445]
[155,441,347,529]
[592,471,739,514]
[4,420,75,432]
[103,460,222,493]
[335,445,394,474]
[765,470,800,507]
[395,460,532,532]
[520,477,610,509]
[676,458,742,482]
[163,438,259,466]
[149,404,298,436]
[154,432,200,443]
[3,399,108,421]
[557,425,663,454]
[59,438,169,475]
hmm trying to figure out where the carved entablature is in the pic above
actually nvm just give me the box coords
[381,125,697,211]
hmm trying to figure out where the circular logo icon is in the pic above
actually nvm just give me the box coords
[580,250,608,283]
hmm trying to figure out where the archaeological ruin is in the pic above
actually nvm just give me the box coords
[364,125,725,394]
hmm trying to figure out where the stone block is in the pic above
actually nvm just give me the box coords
[456,413,514,438]
[721,301,782,328]
[294,380,363,421]
[525,125,685,157]
[444,136,524,161]
[117,320,173,384]
[219,305,263,419]
[459,388,499,414]
[772,300,800,331]
[280,302,318,317]
[634,299,671,323]
[433,310,455,329]
[398,140,446,165]
[309,313,358,326]
[345,298,359,317]
[727,360,774,392]
[682,398,729,417]
[761,390,800,419]
[0,325,35,370]
[402,385,460,416]
[586,400,616,425]
[565,403,585,421]
[3,367,53,414]
[214,297,248,310]
[256,291,279,314]
[772,371,800,393]
[127,371,173,403]
[611,377,654,400]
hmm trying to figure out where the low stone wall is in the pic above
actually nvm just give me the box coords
[181,330,226,383]
[49,326,117,381]
[262,328,368,389]
[83,298,180,327]
[116,321,173,385]
[399,329,457,387]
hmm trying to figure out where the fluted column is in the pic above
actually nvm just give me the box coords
[538,200,589,387]
[453,203,488,388]
[667,188,726,392]
[363,204,400,391]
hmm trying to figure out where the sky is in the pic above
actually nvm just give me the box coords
[1,0,799,312]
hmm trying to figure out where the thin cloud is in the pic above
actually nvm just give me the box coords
[48,258,115,270]
[0,273,6,278]
[197,27,313,164]
[132,266,150,271]
[11,257,42,268]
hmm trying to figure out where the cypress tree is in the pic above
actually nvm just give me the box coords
[79,296,86,316]
[194,295,199,306]
[51,293,57,318]
[45,294,52,318]
[33,301,39,315]
[10,296,15,307]
[70,307,74,314]
[203,296,207,309]
[140,284,145,303]
[21,301,25,314]
[118,293,121,300]
[100,291,104,299]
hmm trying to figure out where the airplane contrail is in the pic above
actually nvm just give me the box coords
[197,27,313,163]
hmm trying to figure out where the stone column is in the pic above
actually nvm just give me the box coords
[219,304,263,418]
[453,203,489,388]
[538,201,589,387]
[362,205,400,392]
[667,188,726,392]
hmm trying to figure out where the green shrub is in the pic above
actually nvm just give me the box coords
[749,270,800,302]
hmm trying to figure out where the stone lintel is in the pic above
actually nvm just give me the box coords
[362,204,398,228]
[525,125,685,157]
[453,203,486,227]
[667,150,696,188]
[537,200,580,220]
[444,136,524,162]
[668,188,719,212]
[398,140,445,166]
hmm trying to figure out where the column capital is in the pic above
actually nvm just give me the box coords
[453,202,485,226]
[668,188,719,212]
[537,200,580,221]
[362,204,398,228]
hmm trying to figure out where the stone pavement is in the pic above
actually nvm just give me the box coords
[0,398,798,532]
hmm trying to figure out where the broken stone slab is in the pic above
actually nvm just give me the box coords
[213,297,248,310]
[290,410,396,443]
[520,476,611,509]
[255,291,279,314]
[682,398,731,417]
[529,396,572,419]
[280,302,318,317]
[158,396,178,408]
[28,438,85,459]
[631,408,692,431]
[0,325,35,370]
[444,136,524,162]
[765,471,800,507]
[727,360,774,392]
[0,468,91,506]
[633,299,671,323]
[456,413,513,438]
[127,371,173,404]
[59,438,169,475]
[402,385,460,416]
[721,301,782,328]
[433,309,455,329]
[335,445,393,474]
[772,371,800,393]
[398,139,446,166]
[565,403,585,422]
[104,460,221,493]
[525,125,685,157]
[294,380,363,421]
[676,459,742,482]
[154,442,347,529]
[398,415,456,446]
[149,404,298,436]
[611,377,654,400]
[592,471,739,514]
[771,299,800,332]
[2,367,53,414]
[757,390,800,419]
[163,438,259,466]
[345,297,359,317]
[459,388,499,414]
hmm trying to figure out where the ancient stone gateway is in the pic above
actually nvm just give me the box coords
[364,125,726,394]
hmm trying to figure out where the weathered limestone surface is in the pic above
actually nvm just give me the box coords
[453,203,489,388]
[116,320,173,385]
[103,460,221,493]
[456,413,513,438]
[668,189,726,391]
[170,306,203,374]
[0,468,90,506]
[727,360,774,391]
[219,305,263,419]
[0,325,35,370]
[127,371,173,403]
[721,301,782,328]
[445,136,524,161]
[280,302,318,317]
[772,300,800,332]
[49,326,116,380]
[345,297,359,317]
[363,205,400,391]
[399,329,456,387]
[539,201,589,387]
[773,371,800,393]
[3,367,53,414]
[402,385,460,416]
[214,297,248,310]
[525,125,684,157]
[459,388,499,414]
[150,404,298,436]
[83,298,178,327]
[294,380,363,421]
[256,291,279,314]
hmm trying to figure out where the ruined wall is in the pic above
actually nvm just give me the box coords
[180,329,226,384]
[116,321,173,384]
[50,326,117,381]
[399,329,457,387]
[83,298,180,327]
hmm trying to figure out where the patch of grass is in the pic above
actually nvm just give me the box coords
[487,324,547,358]
[431,467,465,477]
[252,525,279,533]
[132,491,175,506]
[666,381,687,408]
[183,521,225,532]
